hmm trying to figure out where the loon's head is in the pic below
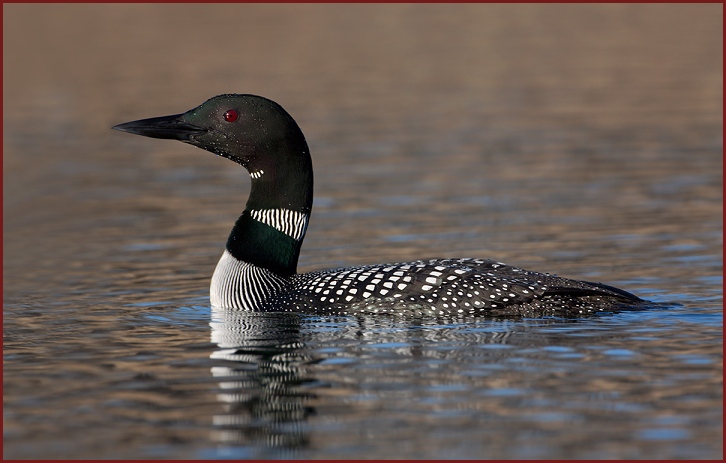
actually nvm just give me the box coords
[112,94,309,175]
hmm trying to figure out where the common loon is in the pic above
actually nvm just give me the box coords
[113,94,647,317]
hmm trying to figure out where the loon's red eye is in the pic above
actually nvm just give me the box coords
[223,109,239,122]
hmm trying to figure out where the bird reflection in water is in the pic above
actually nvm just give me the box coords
[209,308,317,456]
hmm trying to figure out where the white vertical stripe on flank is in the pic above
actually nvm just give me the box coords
[210,250,289,310]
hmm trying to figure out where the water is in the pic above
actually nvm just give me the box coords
[4,4,722,459]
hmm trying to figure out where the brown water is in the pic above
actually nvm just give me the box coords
[3,4,722,459]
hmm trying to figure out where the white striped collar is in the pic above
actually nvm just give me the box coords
[249,208,309,241]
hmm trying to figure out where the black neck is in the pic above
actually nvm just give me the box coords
[225,135,314,277]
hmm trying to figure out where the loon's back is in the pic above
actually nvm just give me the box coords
[271,258,643,317]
